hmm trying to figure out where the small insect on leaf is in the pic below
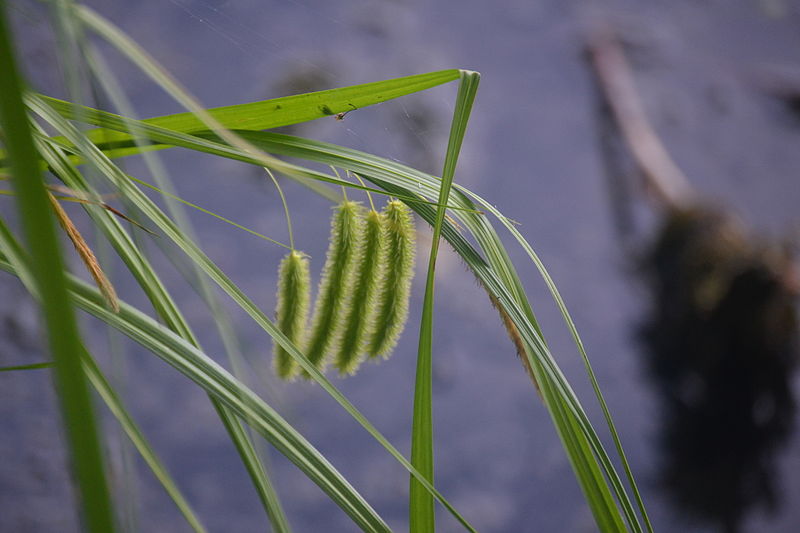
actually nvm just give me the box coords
[335,103,358,121]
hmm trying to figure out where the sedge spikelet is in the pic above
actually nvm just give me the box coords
[366,200,416,358]
[48,192,119,312]
[488,293,541,395]
[334,209,387,374]
[273,250,311,380]
[303,200,364,375]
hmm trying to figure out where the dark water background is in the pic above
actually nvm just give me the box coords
[2,0,800,531]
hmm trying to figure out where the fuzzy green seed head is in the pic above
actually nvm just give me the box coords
[273,250,311,380]
[366,200,416,359]
[335,209,388,374]
[303,200,365,377]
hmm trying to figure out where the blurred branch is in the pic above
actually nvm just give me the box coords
[586,26,694,209]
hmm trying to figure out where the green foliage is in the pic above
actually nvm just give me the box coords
[0,6,114,532]
[0,4,654,532]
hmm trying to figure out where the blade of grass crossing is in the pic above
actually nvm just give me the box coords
[82,353,208,533]
[0,6,114,532]
[410,70,480,532]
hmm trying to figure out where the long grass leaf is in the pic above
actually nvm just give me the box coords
[410,70,480,532]
[0,7,114,531]
[455,189,652,531]
[81,353,208,533]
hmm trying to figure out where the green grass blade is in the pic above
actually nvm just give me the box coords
[73,67,460,148]
[81,353,208,533]
[454,190,652,531]
[0,361,55,371]
[410,70,480,532]
[0,6,114,531]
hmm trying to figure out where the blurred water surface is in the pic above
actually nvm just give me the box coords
[2,1,800,531]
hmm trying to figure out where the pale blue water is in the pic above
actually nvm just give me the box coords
[2,1,800,531]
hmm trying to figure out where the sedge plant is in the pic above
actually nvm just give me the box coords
[0,2,653,532]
